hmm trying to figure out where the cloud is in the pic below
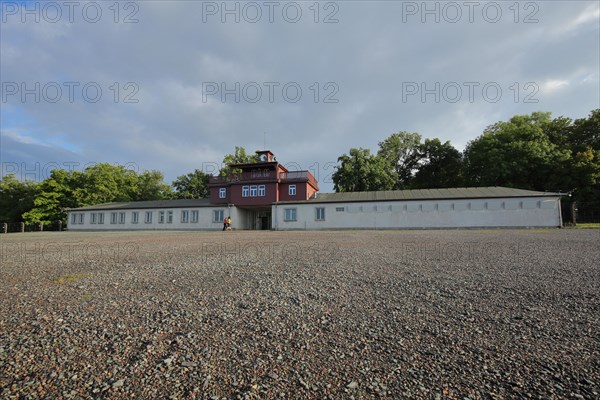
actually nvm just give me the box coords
[541,80,570,94]
[556,3,600,34]
[1,1,598,191]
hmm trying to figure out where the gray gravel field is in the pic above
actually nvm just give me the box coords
[0,229,598,399]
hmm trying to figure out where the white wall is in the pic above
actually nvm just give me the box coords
[272,197,562,230]
[68,206,236,231]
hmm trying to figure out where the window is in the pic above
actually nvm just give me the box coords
[316,207,325,221]
[78,213,84,224]
[110,212,118,224]
[258,185,265,197]
[158,211,165,223]
[336,207,345,212]
[284,208,297,221]
[242,186,249,197]
[132,212,139,224]
[250,185,257,197]
[213,210,224,223]
[90,213,97,224]
[219,188,226,199]
[71,213,77,224]
[97,213,104,224]
[181,210,189,223]
[289,185,296,196]
[145,211,153,223]
[191,210,199,223]
[118,212,125,224]
[167,211,173,223]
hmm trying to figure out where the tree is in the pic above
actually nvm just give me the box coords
[136,170,173,200]
[0,174,39,222]
[219,146,259,177]
[333,148,396,192]
[377,131,422,189]
[412,139,464,189]
[463,112,570,191]
[22,169,84,224]
[73,163,139,205]
[542,109,600,204]
[172,169,211,199]
[570,109,600,152]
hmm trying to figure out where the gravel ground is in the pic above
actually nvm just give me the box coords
[0,229,598,399]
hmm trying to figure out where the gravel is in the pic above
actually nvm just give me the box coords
[0,229,598,399]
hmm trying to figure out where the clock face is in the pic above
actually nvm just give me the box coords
[260,154,268,161]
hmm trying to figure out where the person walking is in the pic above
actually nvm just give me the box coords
[226,216,232,230]
[223,216,228,231]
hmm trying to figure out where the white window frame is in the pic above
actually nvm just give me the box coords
[158,211,165,224]
[289,185,296,196]
[181,210,189,223]
[167,210,173,224]
[71,213,77,224]
[191,210,199,223]
[132,212,139,224]
[110,212,118,224]
[284,208,297,222]
[250,185,257,197]
[145,211,153,224]
[78,213,84,224]
[316,207,325,221]
[213,209,224,223]
[90,213,97,224]
[242,186,249,197]
[258,185,265,197]
[119,212,126,224]
[219,188,226,199]
[97,213,104,224]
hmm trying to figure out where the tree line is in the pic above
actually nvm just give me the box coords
[333,110,599,205]
[0,146,264,224]
[1,110,598,225]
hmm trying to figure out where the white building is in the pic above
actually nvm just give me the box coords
[272,187,563,230]
[67,187,563,231]
[67,151,563,231]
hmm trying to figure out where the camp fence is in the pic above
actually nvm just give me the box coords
[1,221,65,233]
[561,202,600,225]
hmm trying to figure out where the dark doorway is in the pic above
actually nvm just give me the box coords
[260,215,270,230]
[256,210,271,230]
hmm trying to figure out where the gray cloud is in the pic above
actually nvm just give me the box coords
[1,0,598,191]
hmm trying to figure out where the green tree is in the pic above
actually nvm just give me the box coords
[412,139,464,189]
[542,110,600,204]
[136,170,173,200]
[377,131,422,189]
[74,163,139,205]
[219,147,259,177]
[22,169,83,224]
[0,174,39,222]
[463,112,570,191]
[333,148,396,192]
[570,109,600,152]
[172,169,211,199]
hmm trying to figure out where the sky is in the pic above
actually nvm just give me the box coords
[1,0,599,192]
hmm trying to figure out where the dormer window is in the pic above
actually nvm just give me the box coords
[289,185,296,196]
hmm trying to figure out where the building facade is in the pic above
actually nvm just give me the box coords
[67,151,564,231]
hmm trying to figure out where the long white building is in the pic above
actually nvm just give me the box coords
[67,151,564,231]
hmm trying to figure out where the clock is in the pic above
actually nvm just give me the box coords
[259,154,268,162]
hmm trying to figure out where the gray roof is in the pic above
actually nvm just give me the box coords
[68,198,214,211]
[278,187,564,204]
[68,187,564,211]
